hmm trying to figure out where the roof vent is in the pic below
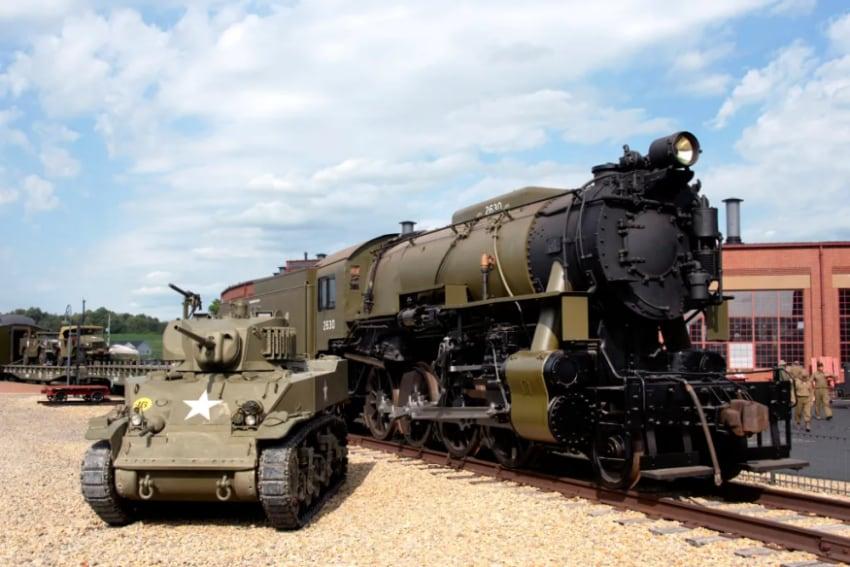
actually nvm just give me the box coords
[400,221,416,235]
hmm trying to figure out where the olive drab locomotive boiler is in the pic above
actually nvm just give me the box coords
[237,132,805,488]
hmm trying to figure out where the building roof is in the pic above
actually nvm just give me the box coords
[725,241,850,250]
[0,314,39,328]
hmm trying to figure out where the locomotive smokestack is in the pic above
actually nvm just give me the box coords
[723,198,743,244]
[400,221,416,235]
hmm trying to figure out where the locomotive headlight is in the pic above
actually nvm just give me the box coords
[130,413,144,427]
[244,414,257,427]
[648,131,701,169]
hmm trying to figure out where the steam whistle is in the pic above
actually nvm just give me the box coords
[169,283,203,319]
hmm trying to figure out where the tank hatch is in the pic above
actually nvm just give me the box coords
[451,186,567,225]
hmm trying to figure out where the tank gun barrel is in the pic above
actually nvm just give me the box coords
[168,283,192,297]
[172,324,215,350]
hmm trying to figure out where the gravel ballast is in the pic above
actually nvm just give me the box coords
[0,394,825,566]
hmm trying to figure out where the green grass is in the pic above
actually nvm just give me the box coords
[109,333,163,359]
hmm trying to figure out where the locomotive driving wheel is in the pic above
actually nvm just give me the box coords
[437,390,480,459]
[591,433,641,490]
[363,367,394,440]
[398,364,436,448]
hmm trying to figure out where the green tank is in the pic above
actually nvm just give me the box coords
[80,307,349,529]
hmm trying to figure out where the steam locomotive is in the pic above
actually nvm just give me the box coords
[228,132,802,488]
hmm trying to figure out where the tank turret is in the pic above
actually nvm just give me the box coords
[81,303,349,530]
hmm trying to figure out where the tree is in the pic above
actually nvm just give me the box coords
[209,298,221,316]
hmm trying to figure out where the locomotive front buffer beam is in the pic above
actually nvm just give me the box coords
[631,377,808,482]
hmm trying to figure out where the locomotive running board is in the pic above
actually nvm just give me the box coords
[641,466,714,481]
[742,458,809,473]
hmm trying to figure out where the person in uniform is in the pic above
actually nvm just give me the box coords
[788,361,812,431]
[811,361,833,420]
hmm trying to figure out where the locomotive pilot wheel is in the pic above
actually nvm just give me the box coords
[483,427,538,469]
[591,433,641,490]
[363,368,394,440]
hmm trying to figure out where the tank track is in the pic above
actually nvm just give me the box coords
[258,413,348,530]
[80,440,133,526]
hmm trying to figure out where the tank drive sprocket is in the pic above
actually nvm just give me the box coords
[80,440,134,526]
[258,414,348,530]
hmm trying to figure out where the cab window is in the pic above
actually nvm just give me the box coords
[318,276,336,310]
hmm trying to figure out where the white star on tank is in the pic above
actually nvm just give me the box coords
[183,390,223,421]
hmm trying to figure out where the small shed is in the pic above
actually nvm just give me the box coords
[0,314,41,365]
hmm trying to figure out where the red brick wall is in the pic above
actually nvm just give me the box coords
[723,243,850,369]
[221,282,255,302]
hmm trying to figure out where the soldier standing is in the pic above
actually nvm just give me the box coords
[789,361,812,431]
[811,361,833,421]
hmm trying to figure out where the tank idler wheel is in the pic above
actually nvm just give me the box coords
[258,414,348,530]
[80,441,134,526]
[591,434,641,490]
[363,368,394,441]
[90,391,104,403]
[483,427,538,469]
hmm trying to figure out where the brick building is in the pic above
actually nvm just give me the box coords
[688,241,850,382]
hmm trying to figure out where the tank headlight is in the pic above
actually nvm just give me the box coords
[130,413,144,427]
[648,131,701,169]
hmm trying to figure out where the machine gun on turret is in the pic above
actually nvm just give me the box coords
[169,283,202,320]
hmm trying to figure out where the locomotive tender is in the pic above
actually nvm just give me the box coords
[233,132,803,488]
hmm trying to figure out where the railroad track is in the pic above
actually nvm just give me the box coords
[349,434,850,563]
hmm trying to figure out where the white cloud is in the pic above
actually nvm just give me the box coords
[769,0,817,15]
[0,108,30,149]
[827,13,850,53]
[705,32,850,241]
[0,0,795,316]
[0,187,18,205]
[22,174,59,212]
[711,41,817,127]
[40,146,81,177]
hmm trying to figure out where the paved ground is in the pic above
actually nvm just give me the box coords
[790,402,850,480]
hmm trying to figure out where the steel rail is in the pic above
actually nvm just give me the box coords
[349,434,850,563]
[722,481,850,523]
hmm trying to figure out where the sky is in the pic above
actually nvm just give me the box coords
[1,0,849,319]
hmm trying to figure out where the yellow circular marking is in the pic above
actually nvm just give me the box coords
[133,397,153,412]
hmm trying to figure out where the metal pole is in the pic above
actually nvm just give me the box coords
[64,305,72,386]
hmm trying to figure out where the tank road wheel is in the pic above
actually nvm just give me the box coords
[80,441,134,526]
[258,415,348,530]
[591,434,641,490]
[90,391,105,403]
[53,391,67,403]
[483,427,538,469]
[363,368,394,440]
